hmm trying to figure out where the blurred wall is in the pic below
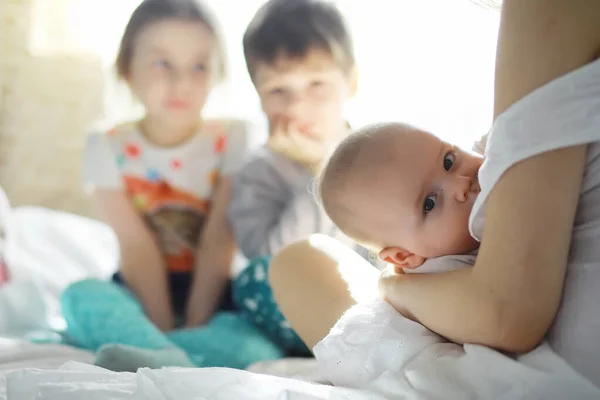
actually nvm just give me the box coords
[0,0,104,216]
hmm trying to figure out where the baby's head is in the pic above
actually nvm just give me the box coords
[319,123,483,269]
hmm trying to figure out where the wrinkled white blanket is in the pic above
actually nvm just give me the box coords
[0,340,93,400]
[2,207,598,399]
[3,300,599,400]
[314,299,600,399]
[4,362,378,400]
[0,207,119,338]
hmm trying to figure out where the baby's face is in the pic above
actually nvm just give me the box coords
[358,130,482,258]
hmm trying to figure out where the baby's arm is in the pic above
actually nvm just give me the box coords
[380,253,477,320]
[85,134,174,331]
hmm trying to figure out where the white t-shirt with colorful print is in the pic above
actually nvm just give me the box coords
[84,120,249,274]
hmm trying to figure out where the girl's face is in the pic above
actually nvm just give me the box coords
[127,18,218,131]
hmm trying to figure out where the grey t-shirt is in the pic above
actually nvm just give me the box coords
[228,148,370,262]
[469,57,600,386]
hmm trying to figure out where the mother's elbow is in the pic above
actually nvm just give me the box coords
[489,301,553,354]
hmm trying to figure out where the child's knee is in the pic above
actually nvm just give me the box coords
[269,237,329,288]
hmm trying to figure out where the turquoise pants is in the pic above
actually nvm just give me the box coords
[61,279,284,369]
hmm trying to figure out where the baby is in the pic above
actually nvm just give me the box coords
[312,123,491,388]
[317,122,483,272]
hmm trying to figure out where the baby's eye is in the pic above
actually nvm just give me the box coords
[443,152,455,171]
[423,195,437,214]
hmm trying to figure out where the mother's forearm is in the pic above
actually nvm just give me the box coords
[384,269,545,353]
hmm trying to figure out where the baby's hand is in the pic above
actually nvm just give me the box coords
[267,116,328,170]
[378,265,404,295]
[378,265,417,321]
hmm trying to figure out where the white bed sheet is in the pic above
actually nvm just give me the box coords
[0,340,93,400]
[0,206,119,339]
[5,342,600,400]
[3,362,379,400]
[3,208,597,399]
[0,206,251,339]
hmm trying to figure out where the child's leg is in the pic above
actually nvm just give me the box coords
[269,235,380,350]
[61,279,195,371]
[232,256,310,355]
[61,278,175,350]
[167,312,285,369]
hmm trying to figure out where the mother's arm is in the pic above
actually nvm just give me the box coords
[381,0,600,353]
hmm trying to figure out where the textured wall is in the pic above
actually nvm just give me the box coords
[0,0,105,216]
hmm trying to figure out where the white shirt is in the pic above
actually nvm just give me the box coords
[84,120,248,274]
[470,57,600,386]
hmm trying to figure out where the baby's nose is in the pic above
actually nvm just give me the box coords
[444,175,472,202]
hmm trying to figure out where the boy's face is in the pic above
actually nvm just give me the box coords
[253,48,354,142]
[349,130,483,260]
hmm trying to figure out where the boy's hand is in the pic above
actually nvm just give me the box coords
[267,116,329,170]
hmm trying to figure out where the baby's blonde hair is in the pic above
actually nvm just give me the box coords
[317,122,418,249]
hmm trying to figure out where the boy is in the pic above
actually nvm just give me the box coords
[229,0,368,354]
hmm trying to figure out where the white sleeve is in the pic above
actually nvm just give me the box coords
[83,132,122,190]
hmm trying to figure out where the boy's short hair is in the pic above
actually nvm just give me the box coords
[243,0,355,81]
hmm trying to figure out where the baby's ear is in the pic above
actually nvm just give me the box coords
[378,247,425,269]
